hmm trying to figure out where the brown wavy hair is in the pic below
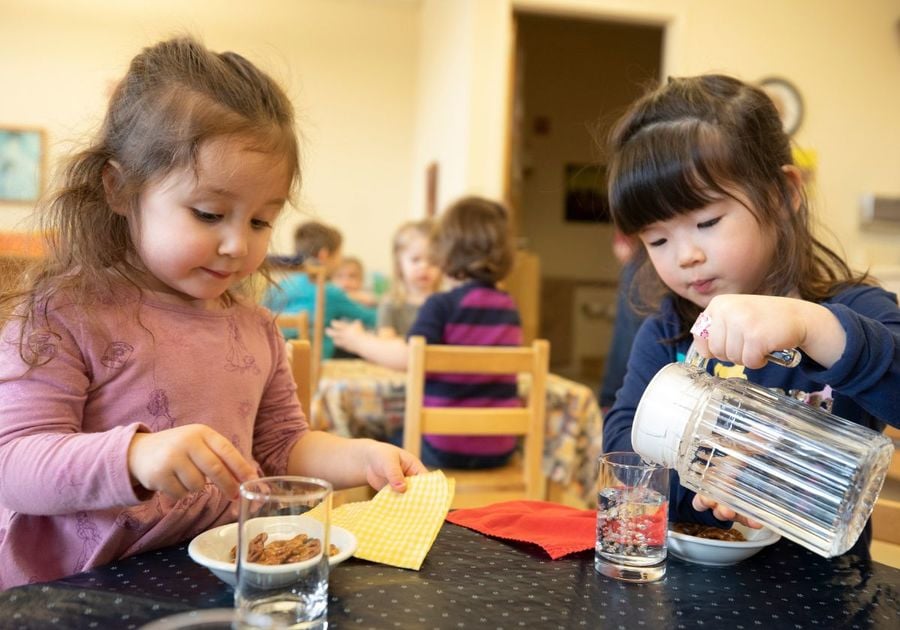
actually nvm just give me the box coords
[433,196,514,284]
[1,36,300,364]
[606,74,868,340]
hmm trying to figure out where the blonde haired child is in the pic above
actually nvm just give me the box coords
[0,37,424,589]
[376,219,440,338]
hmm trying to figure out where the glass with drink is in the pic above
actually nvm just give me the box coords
[594,451,669,582]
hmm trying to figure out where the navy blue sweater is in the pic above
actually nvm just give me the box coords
[602,285,900,549]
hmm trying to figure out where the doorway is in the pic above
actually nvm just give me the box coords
[509,12,663,388]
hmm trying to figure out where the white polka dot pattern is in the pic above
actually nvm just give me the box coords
[0,524,898,628]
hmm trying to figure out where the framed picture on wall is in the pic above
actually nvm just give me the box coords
[564,163,610,223]
[0,126,46,204]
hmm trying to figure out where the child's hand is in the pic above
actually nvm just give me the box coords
[361,440,428,493]
[127,424,258,501]
[692,494,763,529]
[326,319,367,353]
[690,294,845,369]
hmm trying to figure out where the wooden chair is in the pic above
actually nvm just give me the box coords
[287,339,313,419]
[872,425,900,545]
[499,250,541,345]
[274,264,326,391]
[403,335,551,508]
[277,311,310,340]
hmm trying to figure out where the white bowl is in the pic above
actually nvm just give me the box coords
[667,523,780,566]
[188,515,357,587]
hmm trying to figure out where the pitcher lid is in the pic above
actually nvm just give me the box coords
[631,363,707,467]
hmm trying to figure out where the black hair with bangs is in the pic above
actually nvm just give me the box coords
[606,74,868,340]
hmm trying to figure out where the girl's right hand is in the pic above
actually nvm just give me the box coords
[326,319,366,353]
[127,424,258,501]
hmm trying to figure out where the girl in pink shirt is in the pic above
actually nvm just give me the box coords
[0,36,424,589]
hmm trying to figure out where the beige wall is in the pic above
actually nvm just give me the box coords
[3,0,899,276]
[0,0,421,274]
[448,0,900,271]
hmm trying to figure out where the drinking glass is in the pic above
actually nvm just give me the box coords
[235,476,332,629]
[594,452,669,582]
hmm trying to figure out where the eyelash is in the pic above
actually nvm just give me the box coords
[191,209,272,230]
[192,208,220,223]
[645,215,721,247]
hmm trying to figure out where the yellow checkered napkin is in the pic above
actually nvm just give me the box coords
[316,470,455,570]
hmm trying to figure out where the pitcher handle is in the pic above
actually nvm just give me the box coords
[685,343,802,370]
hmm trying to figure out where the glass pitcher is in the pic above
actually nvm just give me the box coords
[631,361,894,557]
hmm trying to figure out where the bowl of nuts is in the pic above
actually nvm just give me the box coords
[667,522,780,566]
[188,515,357,587]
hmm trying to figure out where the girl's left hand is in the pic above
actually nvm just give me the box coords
[690,294,845,369]
[362,440,428,492]
[693,494,763,529]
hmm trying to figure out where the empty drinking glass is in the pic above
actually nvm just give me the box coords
[234,476,332,629]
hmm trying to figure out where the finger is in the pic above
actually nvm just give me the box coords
[158,471,192,501]
[401,453,428,476]
[692,494,715,512]
[195,436,257,498]
[382,461,409,492]
[174,464,209,495]
[713,504,738,521]
[742,342,768,370]
[737,514,764,529]
[690,312,713,357]
[205,432,257,481]
[189,448,241,499]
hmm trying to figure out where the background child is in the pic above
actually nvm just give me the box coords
[601,74,900,551]
[0,37,424,590]
[266,220,376,358]
[376,219,441,338]
[328,196,523,469]
[332,256,377,307]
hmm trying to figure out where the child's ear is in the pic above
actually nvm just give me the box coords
[102,160,128,216]
[781,165,804,212]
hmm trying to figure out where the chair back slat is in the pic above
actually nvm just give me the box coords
[420,408,531,435]
[287,339,312,418]
[423,345,537,374]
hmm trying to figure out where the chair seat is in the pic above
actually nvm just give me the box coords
[440,454,531,509]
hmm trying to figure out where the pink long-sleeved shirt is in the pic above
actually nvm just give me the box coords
[0,292,308,588]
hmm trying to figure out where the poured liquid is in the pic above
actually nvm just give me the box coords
[596,486,668,566]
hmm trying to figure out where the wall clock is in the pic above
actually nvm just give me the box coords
[759,77,804,136]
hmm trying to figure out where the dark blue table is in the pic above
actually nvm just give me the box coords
[1,523,898,629]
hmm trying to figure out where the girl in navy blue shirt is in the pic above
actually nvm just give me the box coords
[602,75,900,550]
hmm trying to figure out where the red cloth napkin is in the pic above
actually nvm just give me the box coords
[445,500,596,559]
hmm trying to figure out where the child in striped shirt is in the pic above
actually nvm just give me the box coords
[328,196,523,468]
